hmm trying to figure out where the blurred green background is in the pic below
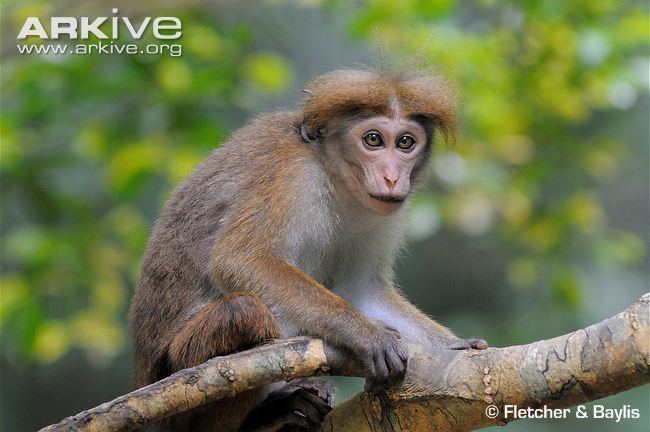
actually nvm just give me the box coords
[1,0,648,430]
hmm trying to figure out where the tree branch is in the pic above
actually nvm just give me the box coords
[40,294,649,432]
[323,293,649,431]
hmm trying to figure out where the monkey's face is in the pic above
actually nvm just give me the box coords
[328,115,430,215]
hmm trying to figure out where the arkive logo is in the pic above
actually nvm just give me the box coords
[16,8,183,57]
[17,8,182,40]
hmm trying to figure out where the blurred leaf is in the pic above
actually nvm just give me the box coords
[33,321,70,363]
[407,196,441,240]
[5,226,50,265]
[521,219,561,252]
[185,25,223,60]
[71,311,124,362]
[552,269,583,309]
[500,188,532,228]
[582,146,620,181]
[507,257,538,289]
[565,193,605,232]
[243,52,293,94]
[0,119,20,168]
[594,232,646,265]
[493,135,536,165]
[166,148,204,183]
[156,59,193,95]
[106,140,166,194]
[448,189,497,236]
[0,275,28,330]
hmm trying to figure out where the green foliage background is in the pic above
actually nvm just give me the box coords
[1,0,648,430]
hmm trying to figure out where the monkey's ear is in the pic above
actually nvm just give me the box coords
[299,122,324,143]
[300,123,313,142]
[299,89,317,142]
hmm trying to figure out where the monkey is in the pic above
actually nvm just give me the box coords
[129,67,488,431]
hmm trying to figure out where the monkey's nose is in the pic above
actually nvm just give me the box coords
[384,176,398,189]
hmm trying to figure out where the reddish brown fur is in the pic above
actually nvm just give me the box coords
[168,293,280,370]
[302,68,458,141]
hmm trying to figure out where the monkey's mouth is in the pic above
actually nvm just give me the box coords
[368,193,406,204]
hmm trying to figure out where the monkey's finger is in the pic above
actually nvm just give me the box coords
[449,338,488,350]
[364,371,387,395]
[287,377,309,387]
[363,360,380,394]
[364,379,385,396]
[266,410,312,430]
[317,381,335,404]
[384,350,407,388]
[383,325,402,340]
[448,340,470,349]
[366,372,390,394]
[373,353,390,385]
[468,338,488,349]
[291,391,326,424]
[394,344,408,364]
[284,411,311,428]
[296,389,333,416]
[386,360,406,388]
[294,379,335,403]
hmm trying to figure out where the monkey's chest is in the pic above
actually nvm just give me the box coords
[292,230,380,292]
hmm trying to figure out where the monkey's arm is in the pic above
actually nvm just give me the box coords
[212,248,407,394]
[356,281,487,350]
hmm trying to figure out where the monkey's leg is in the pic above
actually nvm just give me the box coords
[162,292,282,432]
[163,293,333,432]
[168,292,281,369]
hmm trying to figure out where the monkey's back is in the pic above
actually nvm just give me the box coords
[129,110,308,386]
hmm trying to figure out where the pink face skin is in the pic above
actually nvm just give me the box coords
[340,115,429,215]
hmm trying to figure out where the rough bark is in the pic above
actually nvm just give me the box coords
[41,294,649,432]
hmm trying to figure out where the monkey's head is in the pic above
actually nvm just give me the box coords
[301,68,458,215]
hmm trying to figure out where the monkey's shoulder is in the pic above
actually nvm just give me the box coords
[221,110,303,152]
[154,110,312,229]
[171,110,304,188]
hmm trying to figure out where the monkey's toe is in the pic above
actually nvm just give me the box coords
[449,338,488,350]
[270,388,332,431]
[287,378,335,406]
[241,380,334,431]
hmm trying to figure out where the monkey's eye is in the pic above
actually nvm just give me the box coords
[396,135,416,150]
[363,132,384,147]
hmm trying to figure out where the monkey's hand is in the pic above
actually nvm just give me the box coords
[356,323,408,395]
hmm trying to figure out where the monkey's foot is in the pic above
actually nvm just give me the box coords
[241,380,334,431]
[449,338,488,350]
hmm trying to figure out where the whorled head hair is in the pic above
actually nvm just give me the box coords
[300,67,459,144]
